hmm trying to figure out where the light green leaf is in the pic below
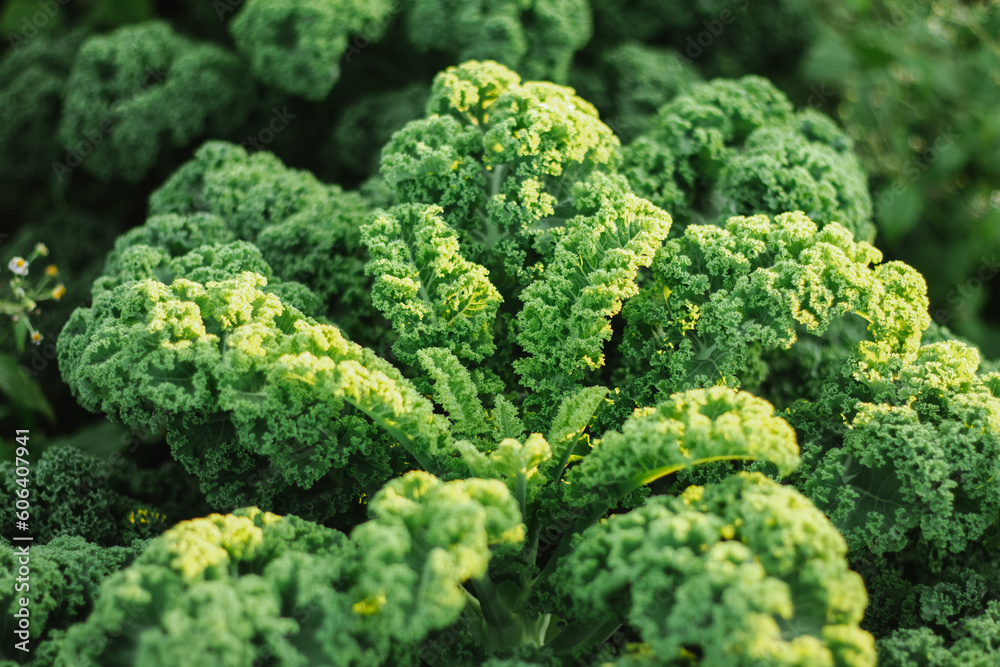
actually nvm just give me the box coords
[490,395,526,443]
[456,435,552,510]
[363,204,502,365]
[417,347,488,438]
[544,385,608,483]
[567,386,800,521]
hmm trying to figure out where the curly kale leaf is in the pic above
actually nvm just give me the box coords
[514,174,671,401]
[550,473,874,667]
[405,0,591,83]
[382,60,619,288]
[541,385,610,483]
[147,141,379,344]
[363,204,503,366]
[562,387,800,528]
[59,241,457,522]
[621,212,929,408]
[622,77,873,241]
[59,474,522,666]
[353,472,525,641]
[805,402,1000,556]
[417,347,489,439]
[795,340,1000,556]
[718,110,875,243]
[59,508,361,667]
[230,0,395,100]
[0,446,198,547]
[1,536,143,663]
[0,30,84,181]
[570,41,701,143]
[623,75,793,218]
[877,600,1000,667]
[58,22,252,182]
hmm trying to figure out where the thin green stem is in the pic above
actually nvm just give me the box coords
[544,614,623,652]
[620,454,757,496]
[538,454,761,583]
[551,432,582,485]
[515,470,527,521]
[471,576,524,651]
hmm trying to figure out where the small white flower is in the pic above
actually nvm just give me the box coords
[14,286,25,299]
[30,331,42,345]
[8,257,29,276]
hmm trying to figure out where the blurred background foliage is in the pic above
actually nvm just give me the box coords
[802,0,1000,355]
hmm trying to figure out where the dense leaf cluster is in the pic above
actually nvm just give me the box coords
[0,3,997,666]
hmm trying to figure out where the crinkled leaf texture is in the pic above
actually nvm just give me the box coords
[622,212,929,407]
[622,76,873,242]
[797,340,1000,556]
[147,141,381,346]
[405,0,592,82]
[229,0,395,100]
[551,472,875,667]
[515,174,671,400]
[58,240,458,522]
[58,22,252,182]
[364,204,502,366]
[561,386,800,526]
[877,600,1000,667]
[59,473,523,666]
[1,536,142,658]
[381,60,620,289]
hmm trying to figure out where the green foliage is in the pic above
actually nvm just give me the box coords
[353,472,526,638]
[405,0,592,82]
[380,60,620,288]
[621,211,929,411]
[0,355,53,427]
[622,76,875,241]
[803,0,1000,354]
[58,21,253,182]
[570,41,702,143]
[58,474,522,666]
[551,472,874,666]
[0,536,144,665]
[514,174,671,402]
[363,204,503,366]
[716,110,873,241]
[877,601,1000,667]
[784,335,1000,653]
[59,507,361,666]
[229,0,396,100]
[417,348,490,437]
[333,84,430,175]
[147,141,383,347]
[0,446,201,546]
[794,340,1000,555]
[10,2,990,658]
[58,241,445,522]
[566,387,800,517]
[0,31,84,181]
[59,129,880,660]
